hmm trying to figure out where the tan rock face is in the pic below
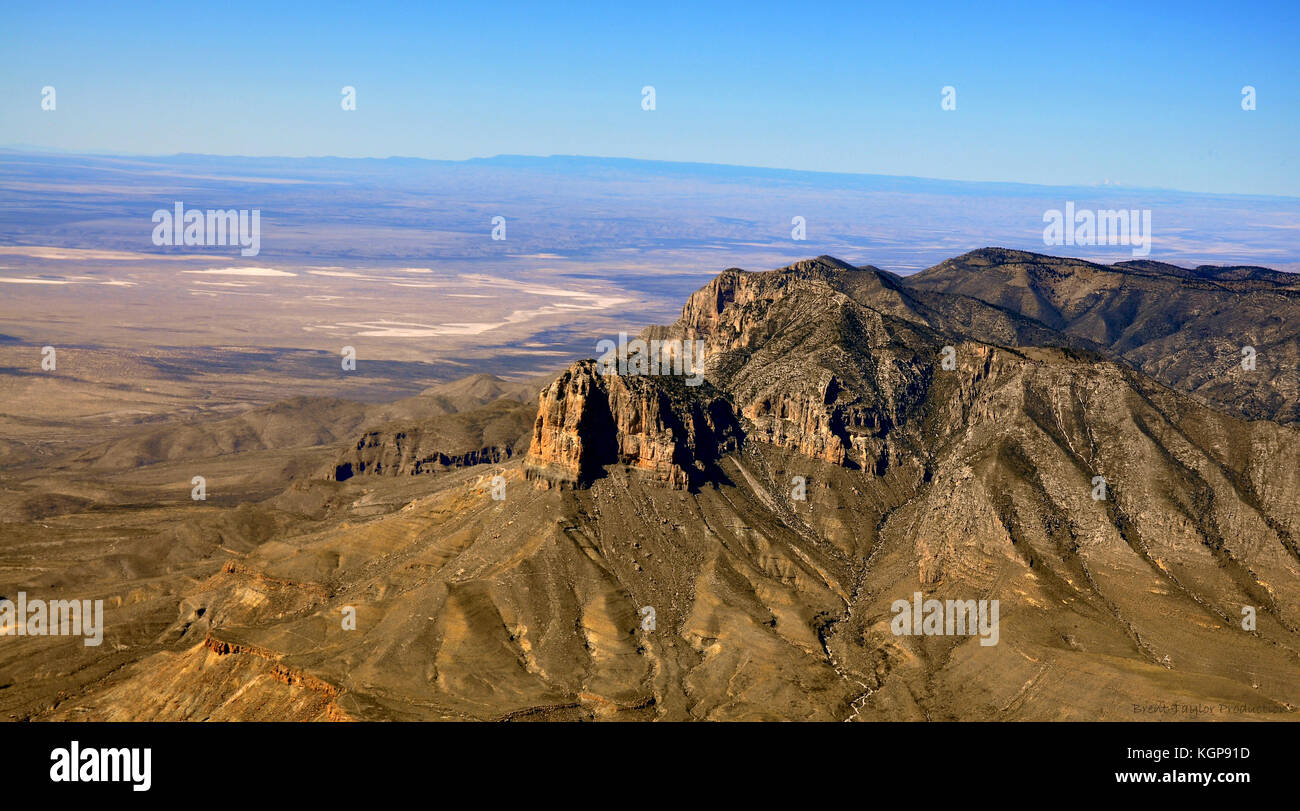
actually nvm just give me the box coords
[525,360,741,489]
[692,263,933,470]
[525,361,611,487]
[532,258,944,482]
[330,431,514,480]
[323,398,536,481]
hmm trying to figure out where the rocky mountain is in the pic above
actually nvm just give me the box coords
[525,360,743,490]
[9,253,1300,722]
[905,247,1300,422]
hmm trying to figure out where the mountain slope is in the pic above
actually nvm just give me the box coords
[17,253,1300,721]
[904,247,1300,422]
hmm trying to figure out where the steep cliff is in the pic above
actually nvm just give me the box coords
[525,360,742,489]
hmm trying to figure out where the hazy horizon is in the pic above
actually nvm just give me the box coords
[6,146,1300,202]
[4,1,1297,196]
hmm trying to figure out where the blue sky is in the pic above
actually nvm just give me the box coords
[1,0,1296,195]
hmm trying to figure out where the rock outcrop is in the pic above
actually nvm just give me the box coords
[325,398,535,480]
[524,360,742,489]
[529,257,940,483]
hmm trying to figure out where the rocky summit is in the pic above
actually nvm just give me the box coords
[5,250,1300,721]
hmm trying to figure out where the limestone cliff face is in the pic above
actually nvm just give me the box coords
[523,252,1300,509]
[329,432,515,481]
[525,360,741,489]
[663,257,937,473]
[325,399,535,481]
[525,258,945,486]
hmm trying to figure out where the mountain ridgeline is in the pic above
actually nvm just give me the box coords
[20,249,1300,722]
[528,249,1300,488]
